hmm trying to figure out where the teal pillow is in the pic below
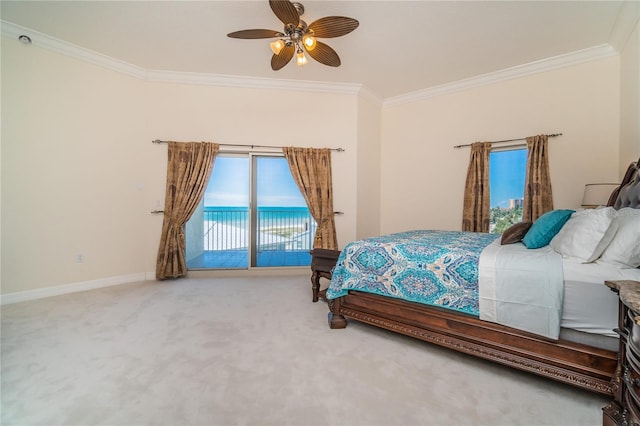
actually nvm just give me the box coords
[522,209,575,249]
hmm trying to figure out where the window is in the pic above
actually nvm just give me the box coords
[489,148,527,234]
[184,154,316,269]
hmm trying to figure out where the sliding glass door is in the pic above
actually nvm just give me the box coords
[185,155,250,269]
[185,153,315,269]
[252,156,316,267]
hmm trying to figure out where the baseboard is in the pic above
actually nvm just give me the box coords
[1,269,310,305]
[186,267,309,278]
[0,273,151,305]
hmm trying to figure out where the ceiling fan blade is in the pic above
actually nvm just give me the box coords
[308,16,359,38]
[269,0,300,26]
[271,44,295,70]
[305,41,341,67]
[227,29,284,39]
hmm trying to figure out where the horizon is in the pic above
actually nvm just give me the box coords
[203,205,310,210]
[206,151,527,210]
[204,156,307,207]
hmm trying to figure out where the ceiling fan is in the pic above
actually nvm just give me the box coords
[227,0,359,70]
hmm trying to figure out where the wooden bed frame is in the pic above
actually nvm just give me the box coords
[328,159,640,396]
[329,291,617,394]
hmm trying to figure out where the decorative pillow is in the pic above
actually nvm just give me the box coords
[522,209,575,249]
[501,222,532,245]
[549,207,616,262]
[598,208,640,268]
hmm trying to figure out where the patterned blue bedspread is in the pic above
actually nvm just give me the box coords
[326,230,499,315]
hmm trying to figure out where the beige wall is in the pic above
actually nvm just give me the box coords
[380,57,621,234]
[2,40,148,294]
[144,82,359,254]
[619,20,640,173]
[355,96,381,240]
[1,24,635,297]
[1,38,360,295]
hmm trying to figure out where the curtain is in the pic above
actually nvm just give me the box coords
[156,142,219,280]
[462,142,492,232]
[523,134,553,222]
[283,147,338,250]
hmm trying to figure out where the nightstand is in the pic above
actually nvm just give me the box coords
[310,249,341,302]
[603,280,640,426]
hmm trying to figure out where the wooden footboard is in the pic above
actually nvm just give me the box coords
[329,291,617,395]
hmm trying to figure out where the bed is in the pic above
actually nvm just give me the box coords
[326,159,640,395]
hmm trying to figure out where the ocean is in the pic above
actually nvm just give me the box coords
[203,206,315,229]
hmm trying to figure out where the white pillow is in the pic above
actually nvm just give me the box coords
[549,207,616,262]
[585,219,618,263]
[598,208,640,268]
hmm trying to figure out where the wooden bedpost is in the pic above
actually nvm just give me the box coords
[328,297,347,329]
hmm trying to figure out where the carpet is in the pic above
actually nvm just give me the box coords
[1,275,608,426]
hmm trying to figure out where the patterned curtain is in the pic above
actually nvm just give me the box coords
[462,142,492,232]
[523,135,553,222]
[156,142,219,280]
[283,147,338,250]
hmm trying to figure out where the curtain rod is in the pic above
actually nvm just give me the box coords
[452,133,563,149]
[152,140,345,152]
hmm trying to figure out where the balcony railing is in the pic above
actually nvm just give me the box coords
[203,208,247,251]
[202,207,316,252]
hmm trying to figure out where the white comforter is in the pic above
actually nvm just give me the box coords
[478,239,564,339]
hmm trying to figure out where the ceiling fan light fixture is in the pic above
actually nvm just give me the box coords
[228,0,359,70]
[270,39,285,55]
[296,48,308,66]
[302,35,316,50]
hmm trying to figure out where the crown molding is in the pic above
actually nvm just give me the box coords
[0,19,617,107]
[145,69,363,96]
[356,85,383,106]
[383,44,619,107]
[1,19,370,99]
[609,0,639,52]
[1,19,148,79]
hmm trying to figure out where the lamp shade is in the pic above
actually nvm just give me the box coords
[270,39,285,55]
[581,183,619,208]
[303,35,317,50]
[296,50,308,66]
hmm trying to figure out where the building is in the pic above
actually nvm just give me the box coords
[509,199,524,210]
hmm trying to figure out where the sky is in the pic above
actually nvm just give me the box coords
[204,156,306,207]
[205,151,526,209]
[489,149,527,208]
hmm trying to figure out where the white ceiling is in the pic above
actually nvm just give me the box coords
[1,1,636,100]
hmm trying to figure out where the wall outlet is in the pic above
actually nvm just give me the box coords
[76,254,85,263]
